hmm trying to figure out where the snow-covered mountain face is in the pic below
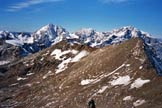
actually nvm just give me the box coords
[20,24,70,56]
[0,31,31,41]
[73,28,105,47]
[143,36,162,75]
[72,26,147,47]
[33,24,70,45]
[0,24,70,57]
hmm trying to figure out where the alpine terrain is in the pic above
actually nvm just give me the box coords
[0,24,162,108]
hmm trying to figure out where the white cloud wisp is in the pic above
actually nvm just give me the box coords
[6,0,63,12]
[100,0,131,3]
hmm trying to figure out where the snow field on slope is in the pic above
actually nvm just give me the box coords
[51,49,89,74]
[130,78,150,89]
[109,75,131,86]
[71,50,89,62]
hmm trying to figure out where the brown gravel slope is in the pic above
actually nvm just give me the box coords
[0,38,162,108]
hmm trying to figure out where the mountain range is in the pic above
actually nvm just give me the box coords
[0,24,162,108]
[0,24,162,74]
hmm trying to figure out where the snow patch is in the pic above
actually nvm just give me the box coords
[80,79,95,85]
[85,63,126,85]
[43,71,54,79]
[43,51,50,56]
[40,57,44,61]
[126,64,131,67]
[139,66,143,70]
[71,50,89,62]
[131,78,150,89]
[51,49,79,60]
[26,73,34,76]
[5,39,24,46]
[69,33,79,39]
[25,83,32,87]
[10,83,19,87]
[25,63,29,67]
[55,58,72,74]
[54,50,88,73]
[50,49,62,59]
[71,49,79,54]
[0,61,10,65]
[133,99,146,107]
[105,64,126,77]
[123,96,133,101]
[17,77,27,81]
[26,36,34,44]
[97,86,109,93]
[109,75,131,86]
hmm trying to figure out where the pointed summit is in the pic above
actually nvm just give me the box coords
[33,24,69,43]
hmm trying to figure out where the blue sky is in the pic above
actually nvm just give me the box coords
[0,0,161,38]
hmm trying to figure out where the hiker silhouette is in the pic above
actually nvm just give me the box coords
[88,99,96,108]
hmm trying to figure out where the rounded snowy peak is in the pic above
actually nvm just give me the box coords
[75,28,96,37]
[111,26,147,38]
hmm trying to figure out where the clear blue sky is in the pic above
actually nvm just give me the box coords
[0,0,161,38]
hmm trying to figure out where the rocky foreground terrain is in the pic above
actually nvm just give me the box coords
[0,25,162,108]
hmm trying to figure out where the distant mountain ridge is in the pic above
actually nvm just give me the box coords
[0,24,155,48]
[0,24,162,74]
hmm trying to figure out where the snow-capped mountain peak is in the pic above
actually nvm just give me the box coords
[76,28,95,35]
[111,26,140,37]
[72,26,148,47]
[34,24,69,41]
